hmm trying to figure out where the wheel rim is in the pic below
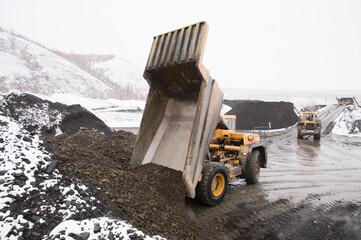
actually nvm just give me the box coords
[211,173,225,197]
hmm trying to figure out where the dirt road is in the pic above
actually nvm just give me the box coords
[186,127,361,239]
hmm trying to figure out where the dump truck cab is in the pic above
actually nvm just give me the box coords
[297,112,321,139]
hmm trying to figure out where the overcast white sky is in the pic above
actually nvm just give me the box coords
[1,0,361,93]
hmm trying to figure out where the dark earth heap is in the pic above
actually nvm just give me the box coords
[44,130,218,240]
[223,100,300,130]
[0,93,112,136]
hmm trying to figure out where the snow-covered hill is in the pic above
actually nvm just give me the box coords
[88,56,148,99]
[0,30,115,98]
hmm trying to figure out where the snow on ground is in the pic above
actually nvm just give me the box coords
[0,114,165,239]
[48,217,164,240]
[39,93,145,129]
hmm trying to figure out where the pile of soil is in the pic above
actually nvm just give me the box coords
[44,130,217,239]
[0,93,112,136]
[223,100,300,130]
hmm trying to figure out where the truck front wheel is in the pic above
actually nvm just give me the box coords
[196,162,229,206]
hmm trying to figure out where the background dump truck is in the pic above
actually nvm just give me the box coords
[297,112,321,139]
[131,22,267,206]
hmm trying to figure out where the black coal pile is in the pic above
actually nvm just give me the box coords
[0,93,112,136]
[45,130,217,240]
[224,100,300,130]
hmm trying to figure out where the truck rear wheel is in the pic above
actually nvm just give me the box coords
[196,162,229,206]
[246,149,261,184]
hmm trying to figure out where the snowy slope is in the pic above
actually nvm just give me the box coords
[331,105,361,136]
[0,30,114,98]
[89,56,149,98]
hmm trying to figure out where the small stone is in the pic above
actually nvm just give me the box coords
[81,232,90,240]
[93,223,101,233]
[23,136,32,142]
[9,203,17,212]
[107,232,115,240]
[31,215,41,221]
[65,201,71,207]
[21,158,31,164]
[31,208,38,214]
[32,231,41,237]
[0,138,4,143]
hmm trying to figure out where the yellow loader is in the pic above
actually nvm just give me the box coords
[297,112,321,140]
[131,22,267,206]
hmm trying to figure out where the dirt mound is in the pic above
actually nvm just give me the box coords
[0,93,112,136]
[44,130,217,240]
[224,100,300,129]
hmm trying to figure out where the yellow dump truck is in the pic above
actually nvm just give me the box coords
[131,22,267,206]
[297,112,321,139]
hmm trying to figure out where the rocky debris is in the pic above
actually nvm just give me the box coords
[224,100,300,129]
[0,93,112,136]
[45,130,218,240]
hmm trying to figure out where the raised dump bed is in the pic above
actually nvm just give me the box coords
[131,22,223,198]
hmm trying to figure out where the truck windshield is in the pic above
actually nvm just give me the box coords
[225,118,236,130]
[304,114,313,121]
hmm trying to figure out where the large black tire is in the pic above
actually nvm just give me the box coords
[196,162,229,206]
[314,133,321,140]
[246,149,261,184]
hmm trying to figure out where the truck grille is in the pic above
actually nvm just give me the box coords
[306,123,315,130]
